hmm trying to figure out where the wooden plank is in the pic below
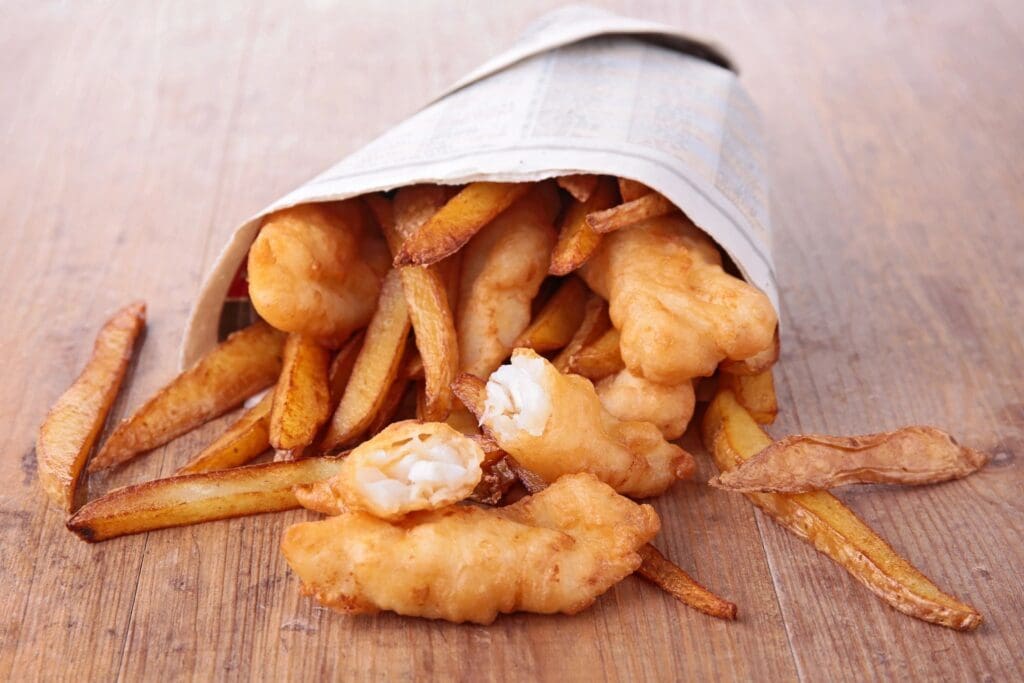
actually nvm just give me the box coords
[0,0,1021,681]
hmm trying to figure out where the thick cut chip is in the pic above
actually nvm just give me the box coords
[176,389,273,474]
[37,302,146,511]
[459,348,693,497]
[68,457,345,542]
[567,327,624,380]
[702,390,983,631]
[552,295,610,372]
[321,270,410,450]
[281,473,659,624]
[394,182,532,266]
[719,369,778,425]
[585,192,674,234]
[270,334,332,450]
[549,176,619,276]
[556,174,599,202]
[710,426,988,493]
[90,321,285,471]
[512,277,588,353]
[456,183,558,378]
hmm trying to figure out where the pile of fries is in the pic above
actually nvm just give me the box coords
[38,175,985,629]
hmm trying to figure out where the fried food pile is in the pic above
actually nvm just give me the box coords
[39,175,986,629]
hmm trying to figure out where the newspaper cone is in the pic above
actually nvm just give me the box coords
[182,6,777,367]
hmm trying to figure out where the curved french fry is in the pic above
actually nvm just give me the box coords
[702,390,983,631]
[585,192,674,234]
[37,301,146,510]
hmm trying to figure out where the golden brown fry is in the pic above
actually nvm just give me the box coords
[456,182,559,378]
[248,202,387,346]
[394,182,532,266]
[616,178,650,202]
[719,369,778,425]
[37,302,146,511]
[380,187,460,421]
[549,176,618,276]
[720,330,780,376]
[512,277,588,353]
[567,327,624,380]
[637,545,738,620]
[281,473,659,624]
[322,269,410,450]
[711,426,988,493]
[270,334,331,450]
[552,295,610,372]
[506,459,736,619]
[90,321,285,471]
[365,347,414,436]
[702,390,983,631]
[176,390,273,474]
[68,457,345,542]
[585,192,675,234]
[556,174,600,202]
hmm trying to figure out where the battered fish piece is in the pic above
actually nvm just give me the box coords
[580,215,777,384]
[596,369,695,441]
[281,473,659,624]
[479,349,693,497]
[248,201,390,346]
[457,183,558,378]
[318,420,485,520]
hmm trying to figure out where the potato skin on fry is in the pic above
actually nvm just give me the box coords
[270,334,332,450]
[68,457,346,542]
[176,389,274,474]
[549,176,618,276]
[702,390,983,631]
[248,202,388,346]
[710,426,988,493]
[281,473,659,624]
[37,301,146,511]
[89,320,285,472]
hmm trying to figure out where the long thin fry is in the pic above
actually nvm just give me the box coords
[702,390,983,631]
[394,182,531,266]
[513,277,588,353]
[585,192,674,234]
[321,270,410,450]
[504,458,736,619]
[68,457,345,542]
[711,426,988,493]
[89,321,285,471]
[176,389,274,474]
[556,174,599,202]
[37,301,146,511]
[270,334,331,450]
[549,176,618,275]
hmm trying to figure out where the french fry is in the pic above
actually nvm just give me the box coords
[513,277,588,353]
[567,327,624,380]
[710,426,988,493]
[616,177,650,202]
[394,181,531,266]
[366,345,414,436]
[702,390,983,630]
[720,330,780,375]
[552,295,611,372]
[549,176,619,276]
[636,545,738,620]
[375,188,459,421]
[67,457,345,542]
[89,321,285,471]
[176,389,274,474]
[37,301,146,511]
[556,174,599,202]
[321,270,410,450]
[270,334,331,450]
[504,457,736,619]
[585,192,674,234]
[719,369,778,425]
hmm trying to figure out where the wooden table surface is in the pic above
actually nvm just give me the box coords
[2,1,1022,680]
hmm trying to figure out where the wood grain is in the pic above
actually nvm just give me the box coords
[1,1,1022,680]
